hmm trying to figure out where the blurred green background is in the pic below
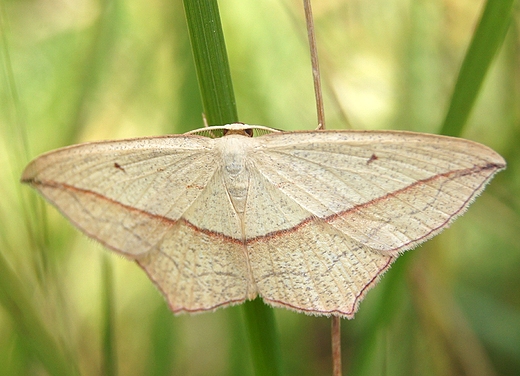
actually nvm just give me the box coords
[1,0,519,375]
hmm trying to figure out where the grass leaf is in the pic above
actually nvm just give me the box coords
[440,0,516,137]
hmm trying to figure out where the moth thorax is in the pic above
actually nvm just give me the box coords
[219,136,252,214]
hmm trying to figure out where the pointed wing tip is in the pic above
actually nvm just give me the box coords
[489,150,507,169]
[20,155,44,185]
[20,164,36,185]
[476,141,506,170]
[496,159,507,171]
[482,157,506,183]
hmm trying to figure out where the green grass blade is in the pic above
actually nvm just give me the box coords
[101,255,117,376]
[183,0,238,126]
[440,0,516,137]
[182,2,282,375]
[0,253,78,376]
[242,298,283,376]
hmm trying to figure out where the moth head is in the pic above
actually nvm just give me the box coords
[185,123,280,138]
[222,124,254,137]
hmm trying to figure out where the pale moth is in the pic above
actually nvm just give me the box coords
[21,123,505,317]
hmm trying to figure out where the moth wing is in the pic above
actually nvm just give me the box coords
[22,135,251,313]
[244,130,505,317]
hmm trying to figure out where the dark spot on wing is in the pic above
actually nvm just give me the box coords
[367,154,378,165]
[114,163,126,172]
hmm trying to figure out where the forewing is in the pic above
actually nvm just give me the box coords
[22,135,252,312]
[22,136,216,256]
[246,130,505,316]
[252,130,505,253]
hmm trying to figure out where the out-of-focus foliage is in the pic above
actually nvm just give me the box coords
[1,0,518,375]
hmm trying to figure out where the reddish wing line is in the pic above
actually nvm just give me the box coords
[22,159,501,249]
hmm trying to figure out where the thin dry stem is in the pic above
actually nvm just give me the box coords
[303,0,325,130]
[304,2,340,373]
[332,316,342,376]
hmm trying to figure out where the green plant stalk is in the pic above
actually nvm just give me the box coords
[182,1,282,375]
[183,0,238,126]
[101,254,117,376]
[440,0,516,137]
[242,298,283,375]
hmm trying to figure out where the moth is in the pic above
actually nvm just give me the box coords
[21,123,505,317]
